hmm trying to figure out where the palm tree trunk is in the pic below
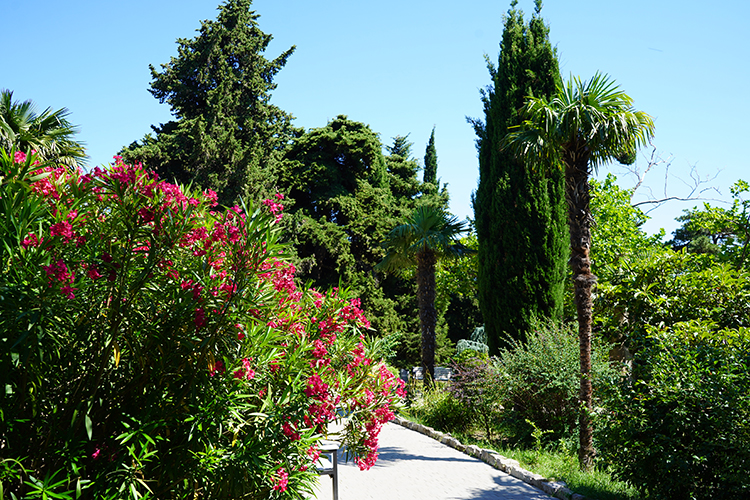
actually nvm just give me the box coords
[416,249,438,389]
[563,145,596,470]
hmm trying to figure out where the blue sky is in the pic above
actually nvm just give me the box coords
[3,0,748,236]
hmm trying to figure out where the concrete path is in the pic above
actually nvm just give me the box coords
[311,422,552,500]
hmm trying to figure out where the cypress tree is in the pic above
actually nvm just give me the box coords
[469,0,567,352]
[121,0,296,207]
[423,127,438,188]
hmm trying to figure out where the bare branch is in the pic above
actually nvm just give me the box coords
[611,140,723,213]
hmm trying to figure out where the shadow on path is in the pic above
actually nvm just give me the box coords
[341,445,478,466]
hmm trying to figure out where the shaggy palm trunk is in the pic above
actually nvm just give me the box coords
[563,145,596,470]
[416,248,438,388]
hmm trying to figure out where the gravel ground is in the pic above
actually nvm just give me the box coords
[310,422,552,500]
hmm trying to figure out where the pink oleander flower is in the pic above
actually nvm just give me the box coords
[304,373,329,399]
[50,221,74,243]
[282,421,300,441]
[138,207,154,223]
[312,339,328,359]
[204,189,218,207]
[87,265,102,280]
[236,323,246,340]
[194,308,206,328]
[262,193,285,223]
[233,357,255,381]
[307,445,321,462]
[355,451,378,471]
[209,360,225,377]
[42,259,72,284]
[272,467,289,492]
[22,233,42,249]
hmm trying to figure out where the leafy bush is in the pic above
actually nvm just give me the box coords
[447,356,502,440]
[596,249,750,346]
[597,321,750,499]
[0,150,404,499]
[408,387,471,434]
[494,320,617,447]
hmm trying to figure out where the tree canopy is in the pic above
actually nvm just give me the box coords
[280,116,418,339]
[121,0,296,207]
[670,180,750,267]
[423,127,438,189]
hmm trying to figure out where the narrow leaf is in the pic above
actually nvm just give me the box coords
[85,414,93,440]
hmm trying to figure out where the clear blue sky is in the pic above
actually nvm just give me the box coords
[3,0,748,236]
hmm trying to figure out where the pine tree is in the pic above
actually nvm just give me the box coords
[423,127,438,188]
[121,0,296,207]
[469,0,567,352]
[386,135,423,210]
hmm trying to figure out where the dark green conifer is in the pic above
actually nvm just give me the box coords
[423,127,438,188]
[469,0,567,351]
[121,0,296,207]
[280,116,401,335]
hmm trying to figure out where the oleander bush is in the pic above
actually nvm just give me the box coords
[0,149,404,499]
[597,321,750,499]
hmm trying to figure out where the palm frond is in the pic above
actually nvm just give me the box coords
[505,73,654,173]
[0,89,86,167]
[376,205,471,274]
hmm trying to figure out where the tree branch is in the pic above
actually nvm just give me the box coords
[614,141,723,214]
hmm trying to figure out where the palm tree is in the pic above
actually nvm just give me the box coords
[505,73,655,469]
[377,205,471,387]
[0,90,86,167]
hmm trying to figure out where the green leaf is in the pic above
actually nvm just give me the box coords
[85,414,93,441]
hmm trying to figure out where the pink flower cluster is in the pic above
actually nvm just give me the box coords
[22,232,43,249]
[259,258,297,297]
[233,357,255,381]
[14,150,28,164]
[272,467,288,492]
[41,258,76,299]
[11,151,405,488]
[50,220,74,243]
[282,420,301,441]
[262,193,284,223]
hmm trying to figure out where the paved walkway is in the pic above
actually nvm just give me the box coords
[311,422,552,500]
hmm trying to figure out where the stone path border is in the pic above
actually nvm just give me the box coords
[392,416,594,500]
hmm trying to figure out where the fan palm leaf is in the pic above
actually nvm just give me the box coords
[0,90,86,168]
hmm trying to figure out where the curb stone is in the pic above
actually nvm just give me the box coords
[392,416,593,500]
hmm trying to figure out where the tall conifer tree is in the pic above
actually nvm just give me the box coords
[423,127,438,188]
[121,0,296,207]
[469,0,567,352]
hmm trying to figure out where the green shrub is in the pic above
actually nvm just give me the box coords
[409,387,471,434]
[597,321,750,499]
[596,249,750,346]
[494,320,617,447]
